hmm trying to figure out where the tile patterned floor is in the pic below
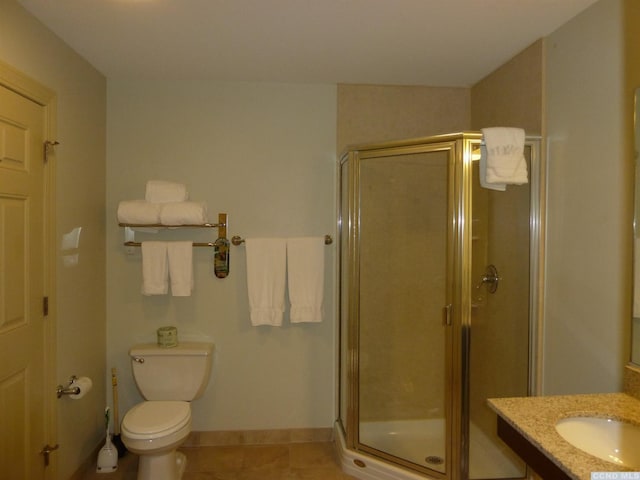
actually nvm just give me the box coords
[82,442,358,480]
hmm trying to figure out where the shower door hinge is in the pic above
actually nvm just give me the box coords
[443,304,452,326]
[43,296,49,316]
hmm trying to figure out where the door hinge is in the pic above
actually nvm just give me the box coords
[40,443,59,467]
[43,296,49,316]
[443,304,452,326]
[43,140,59,163]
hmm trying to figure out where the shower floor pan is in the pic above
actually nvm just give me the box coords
[337,419,524,479]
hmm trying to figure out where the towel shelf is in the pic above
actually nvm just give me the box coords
[231,234,333,246]
[119,213,229,250]
[119,213,231,278]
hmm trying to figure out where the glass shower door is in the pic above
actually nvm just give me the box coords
[467,145,537,479]
[355,147,453,476]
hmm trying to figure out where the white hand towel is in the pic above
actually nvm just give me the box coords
[245,238,287,326]
[481,127,528,188]
[287,237,324,323]
[159,202,208,225]
[145,180,189,203]
[167,241,194,297]
[117,200,162,224]
[141,241,168,295]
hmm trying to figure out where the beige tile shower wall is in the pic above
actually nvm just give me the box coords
[470,40,543,134]
[468,41,543,437]
[337,84,471,154]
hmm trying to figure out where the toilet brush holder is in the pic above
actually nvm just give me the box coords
[97,407,118,473]
[96,432,118,473]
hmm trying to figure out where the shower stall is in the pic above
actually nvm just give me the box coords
[335,132,543,480]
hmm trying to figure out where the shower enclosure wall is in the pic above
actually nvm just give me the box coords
[336,132,543,480]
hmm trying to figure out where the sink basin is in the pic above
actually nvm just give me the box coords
[555,416,640,469]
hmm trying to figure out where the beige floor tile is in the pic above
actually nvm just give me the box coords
[288,466,353,479]
[82,442,358,480]
[194,445,245,473]
[289,442,337,469]
[241,444,290,470]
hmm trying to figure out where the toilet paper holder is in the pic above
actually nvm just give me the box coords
[56,375,81,398]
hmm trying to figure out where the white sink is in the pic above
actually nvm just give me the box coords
[555,416,640,469]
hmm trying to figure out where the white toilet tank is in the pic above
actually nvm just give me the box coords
[130,342,214,401]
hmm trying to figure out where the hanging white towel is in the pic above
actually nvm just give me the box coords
[145,180,189,203]
[287,237,325,323]
[479,145,506,191]
[141,241,168,295]
[245,238,287,326]
[117,200,162,224]
[159,201,208,225]
[480,127,528,189]
[167,241,194,297]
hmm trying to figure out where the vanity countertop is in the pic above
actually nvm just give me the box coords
[488,393,640,480]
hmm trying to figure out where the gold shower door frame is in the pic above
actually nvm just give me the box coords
[337,132,544,480]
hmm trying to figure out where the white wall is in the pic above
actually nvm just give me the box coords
[106,80,337,430]
[0,2,107,478]
[543,0,629,393]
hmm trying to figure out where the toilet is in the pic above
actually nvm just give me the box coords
[121,342,214,480]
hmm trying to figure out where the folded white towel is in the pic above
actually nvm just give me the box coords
[141,241,168,295]
[245,238,287,326]
[159,202,208,225]
[287,237,325,323]
[145,180,189,203]
[167,241,194,297]
[480,127,528,188]
[117,200,162,224]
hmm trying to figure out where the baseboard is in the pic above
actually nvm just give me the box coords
[184,427,333,447]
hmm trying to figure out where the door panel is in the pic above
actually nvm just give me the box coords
[0,83,47,479]
[356,149,451,476]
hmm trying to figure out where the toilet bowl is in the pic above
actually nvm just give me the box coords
[120,342,214,480]
[122,401,191,480]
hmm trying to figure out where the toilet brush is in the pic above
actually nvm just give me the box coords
[111,368,127,457]
[96,407,118,473]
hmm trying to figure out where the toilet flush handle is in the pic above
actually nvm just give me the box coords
[132,356,145,364]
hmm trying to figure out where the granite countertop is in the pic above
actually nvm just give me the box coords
[488,393,640,480]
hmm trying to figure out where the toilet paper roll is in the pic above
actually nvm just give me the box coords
[69,376,93,400]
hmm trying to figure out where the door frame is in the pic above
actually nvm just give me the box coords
[0,60,57,478]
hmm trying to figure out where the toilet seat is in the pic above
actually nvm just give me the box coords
[122,401,190,440]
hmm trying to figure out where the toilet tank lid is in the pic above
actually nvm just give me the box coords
[129,342,214,357]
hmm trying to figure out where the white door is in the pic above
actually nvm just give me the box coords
[0,77,53,479]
